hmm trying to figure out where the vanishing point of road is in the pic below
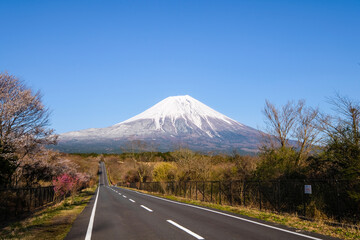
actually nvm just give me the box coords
[65,162,339,240]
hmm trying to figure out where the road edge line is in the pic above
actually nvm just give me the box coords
[85,186,100,240]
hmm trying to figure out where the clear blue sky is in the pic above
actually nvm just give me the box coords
[1,0,359,134]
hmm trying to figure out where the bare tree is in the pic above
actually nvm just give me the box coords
[326,93,360,146]
[314,94,360,179]
[262,100,299,148]
[0,72,56,186]
[262,99,321,166]
[172,149,211,181]
[137,162,152,182]
[295,104,321,165]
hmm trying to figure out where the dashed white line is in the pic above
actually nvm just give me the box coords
[140,205,153,212]
[123,195,127,198]
[167,220,204,239]
[129,199,135,203]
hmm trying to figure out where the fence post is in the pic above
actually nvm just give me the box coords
[189,182,192,199]
[29,188,32,212]
[258,181,262,211]
[41,187,44,206]
[44,188,47,205]
[335,179,340,221]
[184,182,186,198]
[219,181,221,205]
[203,181,205,201]
[15,189,19,216]
[302,180,306,217]
[4,189,8,220]
[195,181,198,200]
[277,180,281,213]
[229,181,233,206]
[243,181,246,206]
[176,182,179,196]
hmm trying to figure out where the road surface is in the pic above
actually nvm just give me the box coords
[65,162,338,240]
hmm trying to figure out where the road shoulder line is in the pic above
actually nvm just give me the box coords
[85,187,100,240]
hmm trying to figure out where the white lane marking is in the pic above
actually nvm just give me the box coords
[85,187,100,240]
[118,193,122,195]
[123,195,127,198]
[140,205,153,212]
[129,199,135,203]
[120,188,322,240]
[167,220,204,240]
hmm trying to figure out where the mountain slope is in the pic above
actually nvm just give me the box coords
[57,95,262,153]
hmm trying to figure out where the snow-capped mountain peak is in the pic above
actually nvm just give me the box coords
[120,95,239,133]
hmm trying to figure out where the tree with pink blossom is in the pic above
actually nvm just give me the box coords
[52,173,79,201]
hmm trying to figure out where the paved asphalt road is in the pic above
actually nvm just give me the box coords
[65,162,339,240]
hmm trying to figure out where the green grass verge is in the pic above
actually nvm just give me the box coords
[0,186,96,240]
[122,187,360,240]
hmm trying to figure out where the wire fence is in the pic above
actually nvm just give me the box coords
[119,179,360,224]
[0,186,55,221]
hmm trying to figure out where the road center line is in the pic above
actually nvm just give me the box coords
[129,199,135,203]
[140,205,153,212]
[167,220,204,239]
[123,195,127,198]
[85,187,100,240]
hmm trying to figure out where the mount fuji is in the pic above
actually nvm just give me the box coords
[56,95,262,153]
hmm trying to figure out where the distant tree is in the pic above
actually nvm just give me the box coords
[295,103,321,165]
[318,93,360,147]
[0,72,56,187]
[260,100,320,179]
[262,100,300,148]
[152,162,177,182]
[314,94,360,179]
[172,149,211,181]
[136,162,152,182]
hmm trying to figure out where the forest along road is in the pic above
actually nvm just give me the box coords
[65,162,338,240]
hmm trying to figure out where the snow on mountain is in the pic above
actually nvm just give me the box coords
[121,95,239,129]
[58,95,261,153]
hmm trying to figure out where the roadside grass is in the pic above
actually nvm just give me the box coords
[122,187,360,240]
[0,186,96,240]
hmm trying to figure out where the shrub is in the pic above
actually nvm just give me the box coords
[152,162,177,182]
[52,173,79,201]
